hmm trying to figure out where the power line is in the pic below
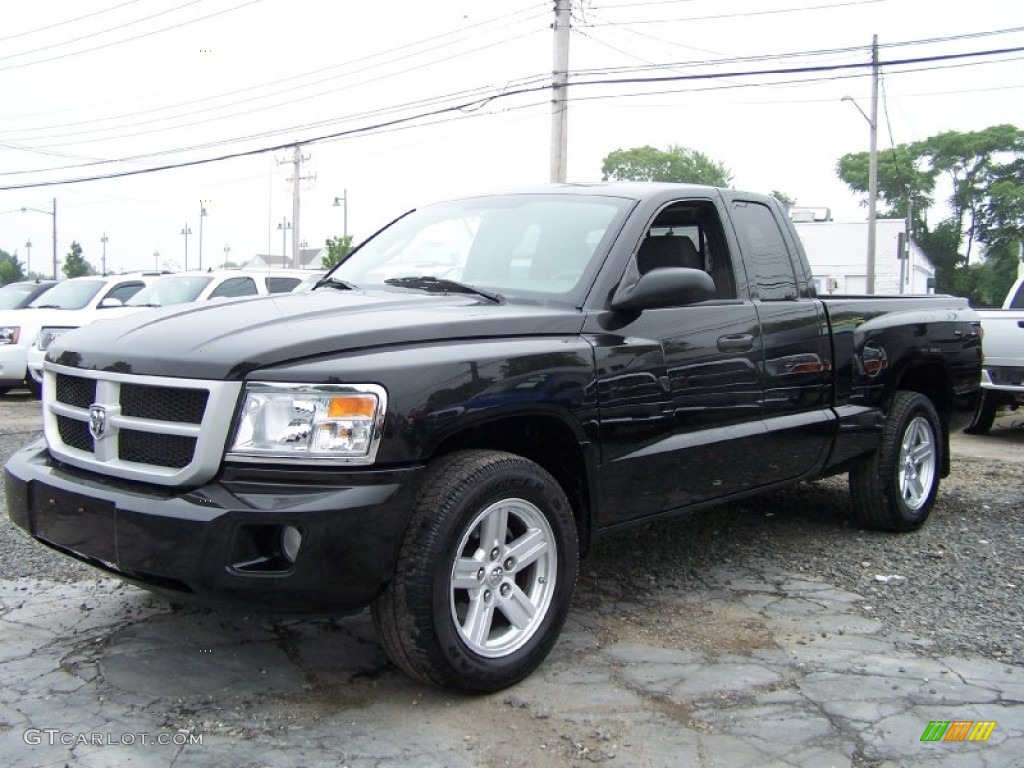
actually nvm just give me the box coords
[0,0,262,74]
[2,44,1020,191]
[582,0,886,25]
[0,0,145,43]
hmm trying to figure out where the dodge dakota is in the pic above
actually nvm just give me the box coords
[4,183,982,691]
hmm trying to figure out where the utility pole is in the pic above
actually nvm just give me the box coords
[280,145,314,269]
[550,0,571,183]
[867,34,879,294]
[100,233,108,275]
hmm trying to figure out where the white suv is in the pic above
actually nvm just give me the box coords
[1,273,158,397]
[24,270,310,392]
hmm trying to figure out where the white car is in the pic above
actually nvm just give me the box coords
[24,270,310,391]
[1,273,157,397]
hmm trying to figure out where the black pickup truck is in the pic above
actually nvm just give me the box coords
[5,183,981,691]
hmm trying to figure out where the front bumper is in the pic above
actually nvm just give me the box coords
[0,344,29,386]
[4,441,424,613]
[26,347,43,384]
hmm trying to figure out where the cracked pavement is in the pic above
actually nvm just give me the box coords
[1,396,1022,767]
[0,565,1020,767]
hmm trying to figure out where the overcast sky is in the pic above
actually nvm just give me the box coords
[0,0,1021,276]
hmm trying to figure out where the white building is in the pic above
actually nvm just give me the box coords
[792,216,935,295]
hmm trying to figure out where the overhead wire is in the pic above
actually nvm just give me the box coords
[0,0,146,43]
[3,43,1021,191]
[0,0,263,74]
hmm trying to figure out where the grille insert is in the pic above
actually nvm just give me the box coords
[118,429,196,469]
[57,416,92,452]
[121,384,208,423]
[56,374,96,409]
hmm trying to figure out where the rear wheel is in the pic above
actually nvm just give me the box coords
[963,392,997,435]
[26,379,41,400]
[372,449,578,691]
[850,390,942,532]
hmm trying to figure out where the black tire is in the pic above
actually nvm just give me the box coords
[963,392,997,435]
[372,449,578,692]
[26,379,42,400]
[0,387,9,396]
[849,390,943,532]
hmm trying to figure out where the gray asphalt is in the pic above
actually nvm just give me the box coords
[1,393,1022,767]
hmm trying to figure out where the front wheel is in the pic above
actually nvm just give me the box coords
[850,390,943,532]
[372,450,578,691]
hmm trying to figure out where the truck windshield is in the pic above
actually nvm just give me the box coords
[331,194,631,300]
[28,279,104,310]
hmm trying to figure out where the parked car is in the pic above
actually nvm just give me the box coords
[5,183,981,691]
[0,274,157,397]
[23,270,309,390]
[0,279,57,310]
[124,269,309,307]
[966,274,1024,433]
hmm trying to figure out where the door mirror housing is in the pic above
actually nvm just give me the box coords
[611,268,716,312]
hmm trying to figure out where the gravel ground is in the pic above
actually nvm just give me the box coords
[2,413,1022,668]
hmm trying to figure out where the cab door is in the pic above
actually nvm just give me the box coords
[589,196,767,525]
[720,194,833,479]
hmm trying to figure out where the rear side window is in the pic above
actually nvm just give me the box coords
[210,277,257,298]
[266,277,301,294]
[730,201,797,301]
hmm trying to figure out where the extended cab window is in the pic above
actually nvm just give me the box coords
[266,277,301,294]
[730,201,797,301]
[210,277,257,298]
[638,200,737,300]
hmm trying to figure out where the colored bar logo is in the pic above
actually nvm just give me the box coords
[920,720,997,742]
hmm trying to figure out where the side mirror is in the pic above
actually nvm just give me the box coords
[99,297,123,308]
[611,268,716,312]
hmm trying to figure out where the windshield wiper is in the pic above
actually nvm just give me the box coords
[383,276,502,304]
[313,276,358,291]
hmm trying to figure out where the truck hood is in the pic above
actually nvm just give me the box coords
[49,289,586,380]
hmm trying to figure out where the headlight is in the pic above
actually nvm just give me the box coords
[37,327,75,351]
[226,383,387,464]
[0,326,19,345]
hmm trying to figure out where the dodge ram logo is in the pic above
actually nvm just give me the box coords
[89,405,108,439]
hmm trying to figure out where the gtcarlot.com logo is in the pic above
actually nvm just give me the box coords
[920,721,997,742]
[23,729,202,747]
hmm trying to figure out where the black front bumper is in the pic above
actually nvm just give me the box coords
[4,441,424,613]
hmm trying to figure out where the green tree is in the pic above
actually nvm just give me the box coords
[601,145,733,186]
[771,190,797,211]
[836,124,1024,305]
[62,241,97,279]
[322,235,354,269]
[0,249,26,285]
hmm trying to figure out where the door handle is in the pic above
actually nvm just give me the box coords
[717,334,754,353]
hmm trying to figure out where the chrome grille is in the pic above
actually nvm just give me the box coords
[44,363,242,487]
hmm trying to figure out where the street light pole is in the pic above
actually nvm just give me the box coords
[841,36,879,294]
[180,224,192,271]
[277,219,292,263]
[333,191,348,241]
[154,250,160,272]
[223,244,231,268]
[198,204,208,270]
[100,233,108,275]
[25,240,32,276]
[20,198,58,279]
